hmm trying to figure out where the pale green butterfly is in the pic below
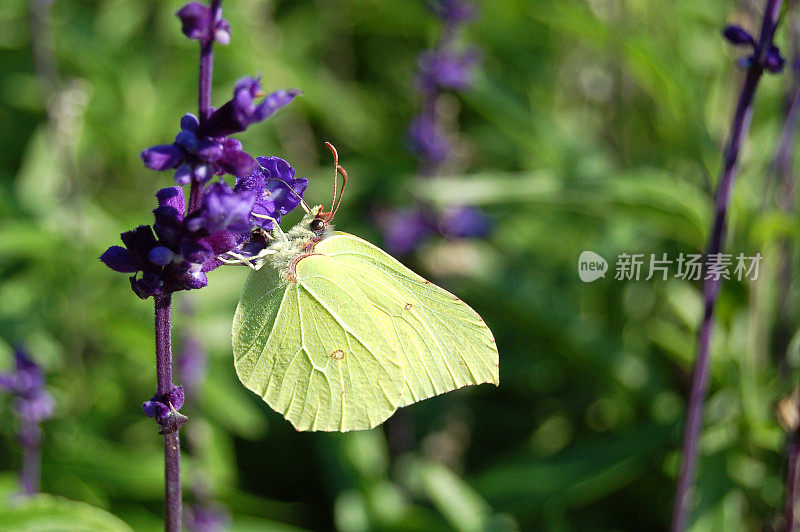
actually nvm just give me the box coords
[230,144,499,432]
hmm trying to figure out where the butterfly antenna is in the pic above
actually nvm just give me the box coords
[325,142,348,220]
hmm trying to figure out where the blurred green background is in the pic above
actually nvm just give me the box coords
[1,0,798,530]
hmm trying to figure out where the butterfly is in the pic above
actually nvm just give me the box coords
[230,144,498,431]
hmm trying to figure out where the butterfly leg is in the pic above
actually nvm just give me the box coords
[251,213,288,243]
[219,249,275,270]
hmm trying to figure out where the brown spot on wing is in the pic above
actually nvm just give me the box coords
[330,349,345,360]
[404,303,413,310]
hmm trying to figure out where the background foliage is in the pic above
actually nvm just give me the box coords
[0,0,798,530]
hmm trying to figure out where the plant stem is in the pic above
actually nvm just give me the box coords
[155,293,181,532]
[19,420,41,496]
[190,0,221,213]
[198,0,219,125]
[670,2,783,530]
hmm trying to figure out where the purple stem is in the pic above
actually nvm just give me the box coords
[198,0,219,124]
[155,293,182,532]
[190,0,221,213]
[19,420,41,496]
[670,2,783,531]
[418,90,440,177]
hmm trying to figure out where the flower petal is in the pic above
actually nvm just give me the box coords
[216,147,256,178]
[141,144,182,171]
[100,246,140,273]
[176,2,210,41]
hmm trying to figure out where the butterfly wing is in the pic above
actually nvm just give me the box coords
[232,253,404,431]
[315,233,499,407]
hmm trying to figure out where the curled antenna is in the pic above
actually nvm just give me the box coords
[320,141,348,222]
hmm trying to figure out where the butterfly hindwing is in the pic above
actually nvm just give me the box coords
[315,233,499,407]
[232,253,404,431]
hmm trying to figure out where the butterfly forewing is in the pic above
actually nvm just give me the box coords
[233,253,404,431]
[316,233,499,407]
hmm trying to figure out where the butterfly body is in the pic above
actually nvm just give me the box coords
[232,206,499,431]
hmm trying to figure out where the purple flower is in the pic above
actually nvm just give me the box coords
[0,348,54,425]
[177,2,231,45]
[200,77,301,138]
[234,157,308,230]
[438,206,491,238]
[723,25,755,46]
[102,160,307,298]
[143,384,187,434]
[101,187,239,299]
[377,207,434,256]
[185,503,230,532]
[764,45,786,73]
[723,24,785,74]
[408,113,451,165]
[417,48,480,93]
[141,114,255,183]
[140,79,299,184]
[427,0,476,23]
[185,181,256,234]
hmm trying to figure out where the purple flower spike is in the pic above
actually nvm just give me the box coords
[408,113,451,165]
[439,206,491,238]
[200,77,301,138]
[0,348,54,424]
[417,48,480,93]
[723,25,755,47]
[177,2,231,45]
[142,77,296,182]
[103,175,293,298]
[234,157,308,230]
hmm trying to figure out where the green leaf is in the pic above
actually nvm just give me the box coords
[0,494,132,531]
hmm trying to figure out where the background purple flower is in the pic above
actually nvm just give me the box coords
[0,348,54,424]
[377,207,434,256]
[382,0,489,254]
[0,347,54,495]
[439,206,491,238]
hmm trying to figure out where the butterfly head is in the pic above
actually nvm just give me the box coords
[285,143,346,241]
[305,205,331,236]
